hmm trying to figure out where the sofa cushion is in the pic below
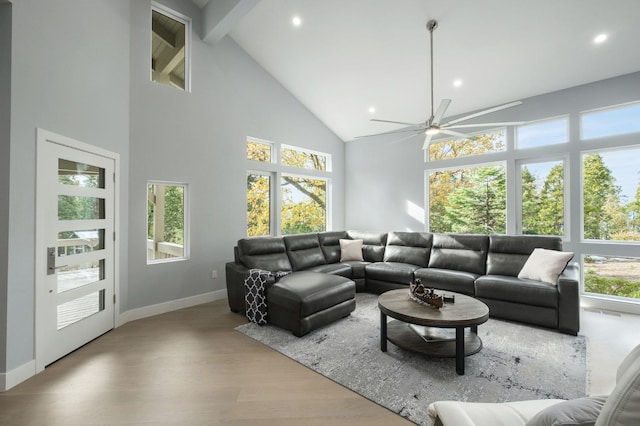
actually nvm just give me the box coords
[237,237,292,271]
[487,235,562,276]
[283,234,326,271]
[414,268,477,295]
[305,262,352,278]
[365,262,418,284]
[525,396,607,426]
[428,234,489,275]
[518,248,574,285]
[347,230,387,262]
[340,238,364,261]
[475,275,559,308]
[383,231,432,267]
[318,231,348,263]
[267,272,355,317]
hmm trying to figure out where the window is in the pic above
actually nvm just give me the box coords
[147,182,188,263]
[246,138,331,236]
[281,175,327,235]
[583,255,640,301]
[281,145,329,171]
[516,117,569,149]
[582,147,640,242]
[428,163,506,234]
[520,160,565,236]
[151,3,190,91]
[582,102,640,140]
[247,139,272,163]
[247,173,271,236]
[428,129,505,161]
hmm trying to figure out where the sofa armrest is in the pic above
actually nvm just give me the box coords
[557,262,580,335]
[427,399,566,426]
[225,262,279,314]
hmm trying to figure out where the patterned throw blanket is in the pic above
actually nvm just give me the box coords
[244,269,291,325]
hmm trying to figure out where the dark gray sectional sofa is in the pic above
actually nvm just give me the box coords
[226,231,580,336]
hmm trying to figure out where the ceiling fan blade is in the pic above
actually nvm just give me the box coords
[422,133,433,150]
[446,121,526,129]
[390,131,426,145]
[432,99,451,125]
[439,129,473,139]
[370,118,419,126]
[443,101,523,126]
[353,127,425,139]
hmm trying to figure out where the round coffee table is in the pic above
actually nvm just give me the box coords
[378,289,489,375]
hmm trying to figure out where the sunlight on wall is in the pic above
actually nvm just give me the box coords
[406,200,425,225]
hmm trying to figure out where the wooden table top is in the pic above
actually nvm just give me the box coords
[378,289,489,328]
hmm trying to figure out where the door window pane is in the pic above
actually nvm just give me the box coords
[57,290,105,330]
[57,229,105,256]
[582,103,640,140]
[147,183,187,262]
[428,130,505,161]
[582,147,640,241]
[281,175,327,235]
[521,161,565,236]
[247,174,270,236]
[584,255,640,300]
[58,196,105,220]
[57,260,104,293]
[429,164,506,234]
[58,159,105,188]
[516,117,569,149]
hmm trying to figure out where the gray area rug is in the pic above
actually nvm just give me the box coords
[236,293,586,425]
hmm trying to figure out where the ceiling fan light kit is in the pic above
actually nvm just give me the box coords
[355,19,524,155]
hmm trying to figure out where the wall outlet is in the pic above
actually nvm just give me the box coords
[211,270,218,279]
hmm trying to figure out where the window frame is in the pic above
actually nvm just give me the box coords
[146,180,190,264]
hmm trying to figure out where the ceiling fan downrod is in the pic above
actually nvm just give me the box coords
[426,19,438,127]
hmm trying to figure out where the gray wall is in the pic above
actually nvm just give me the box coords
[0,1,12,372]
[345,71,640,234]
[127,0,345,310]
[5,0,131,372]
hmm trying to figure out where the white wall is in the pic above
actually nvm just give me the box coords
[345,72,640,233]
[127,0,345,310]
[5,0,131,372]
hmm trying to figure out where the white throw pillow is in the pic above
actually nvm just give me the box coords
[518,248,574,285]
[340,239,364,262]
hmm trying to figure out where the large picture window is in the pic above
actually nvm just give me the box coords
[582,147,640,242]
[520,160,565,236]
[429,163,506,234]
[281,175,327,235]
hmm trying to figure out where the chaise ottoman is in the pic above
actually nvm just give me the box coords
[266,271,356,336]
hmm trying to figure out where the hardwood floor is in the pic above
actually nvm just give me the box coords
[2,298,639,425]
[0,299,411,425]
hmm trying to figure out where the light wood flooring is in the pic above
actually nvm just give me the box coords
[1,298,639,425]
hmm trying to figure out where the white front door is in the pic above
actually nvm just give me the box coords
[35,129,117,371]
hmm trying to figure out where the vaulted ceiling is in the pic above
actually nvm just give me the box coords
[198,0,640,142]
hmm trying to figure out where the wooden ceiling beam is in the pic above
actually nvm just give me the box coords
[152,19,176,48]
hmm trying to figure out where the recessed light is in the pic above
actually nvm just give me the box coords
[368,107,376,114]
[453,79,463,87]
[292,16,302,27]
[594,33,607,44]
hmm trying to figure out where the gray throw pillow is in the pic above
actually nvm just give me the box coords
[525,396,607,426]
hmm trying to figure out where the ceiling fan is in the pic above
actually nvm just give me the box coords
[356,19,524,149]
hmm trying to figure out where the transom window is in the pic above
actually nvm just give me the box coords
[581,102,640,140]
[428,129,505,161]
[516,117,569,149]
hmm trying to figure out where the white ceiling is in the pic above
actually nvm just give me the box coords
[226,0,640,142]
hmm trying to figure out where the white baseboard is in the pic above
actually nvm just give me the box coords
[1,290,228,392]
[1,360,36,391]
[117,289,228,326]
